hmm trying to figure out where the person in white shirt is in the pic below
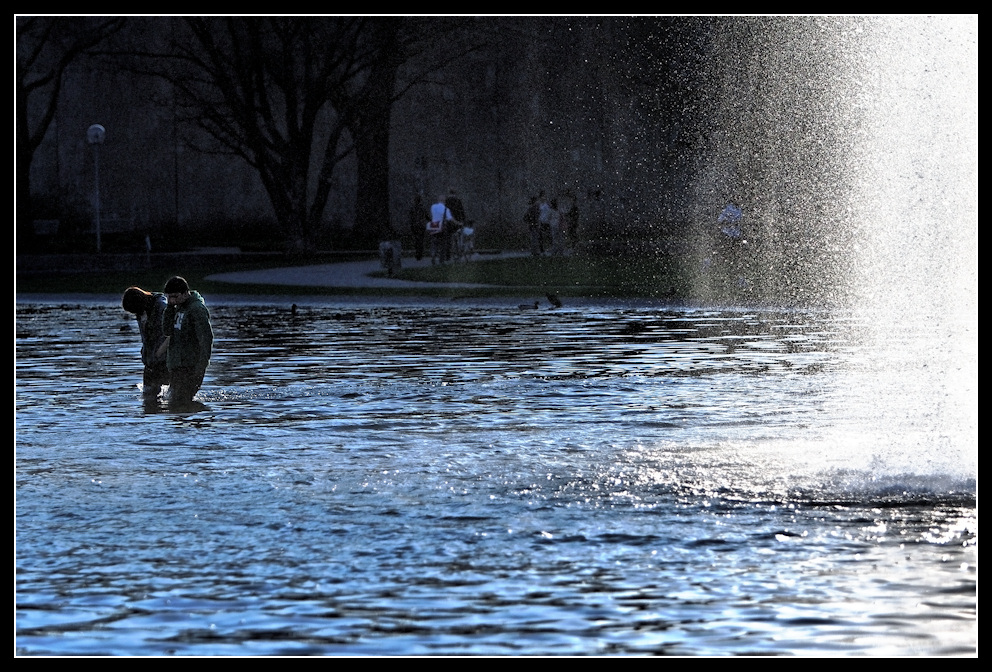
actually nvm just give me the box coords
[428,195,455,263]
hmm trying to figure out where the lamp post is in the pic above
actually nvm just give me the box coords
[87,124,106,253]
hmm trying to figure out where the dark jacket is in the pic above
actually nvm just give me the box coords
[138,293,169,367]
[523,200,540,227]
[446,195,466,223]
[164,291,213,372]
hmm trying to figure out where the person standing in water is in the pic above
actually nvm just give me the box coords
[161,276,213,408]
[121,285,170,401]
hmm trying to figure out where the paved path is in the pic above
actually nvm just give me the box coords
[206,251,530,289]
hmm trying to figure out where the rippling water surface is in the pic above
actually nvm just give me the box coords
[15,296,976,656]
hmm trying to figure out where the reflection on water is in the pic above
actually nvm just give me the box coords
[15,297,976,656]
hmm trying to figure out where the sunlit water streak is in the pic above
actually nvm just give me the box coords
[15,296,975,656]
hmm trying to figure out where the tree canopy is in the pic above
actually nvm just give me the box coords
[16,16,126,248]
[122,16,481,250]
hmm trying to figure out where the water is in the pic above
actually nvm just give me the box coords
[15,295,976,656]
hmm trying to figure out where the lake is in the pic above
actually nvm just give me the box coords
[15,294,977,656]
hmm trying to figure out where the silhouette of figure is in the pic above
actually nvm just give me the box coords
[444,189,467,262]
[565,202,580,250]
[524,194,542,256]
[537,192,553,254]
[548,198,566,256]
[714,202,749,287]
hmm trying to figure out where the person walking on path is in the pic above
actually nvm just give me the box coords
[524,194,542,256]
[443,189,467,263]
[161,276,213,409]
[548,198,566,256]
[565,202,580,250]
[121,286,170,401]
[537,192,553,254]
[428,195,456,264]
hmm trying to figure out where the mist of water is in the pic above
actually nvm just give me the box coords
[840,16,976,485]
[694,16,977,486]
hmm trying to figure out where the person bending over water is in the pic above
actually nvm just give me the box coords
[121,286,170,400]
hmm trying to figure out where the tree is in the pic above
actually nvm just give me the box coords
[15,16,125,250]
[127,16,478,251]
[346,17,483,248]
[346,19,404,248]
[143,17,368,247]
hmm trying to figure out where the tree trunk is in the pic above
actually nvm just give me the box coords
[353,116,393,249]
[16,125,36,252]
[352,21,403,250]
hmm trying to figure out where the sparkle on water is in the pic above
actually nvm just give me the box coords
[15,15,976,656]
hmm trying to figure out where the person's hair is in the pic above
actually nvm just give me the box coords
[163,276,190,294]
[122,286,152,314]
